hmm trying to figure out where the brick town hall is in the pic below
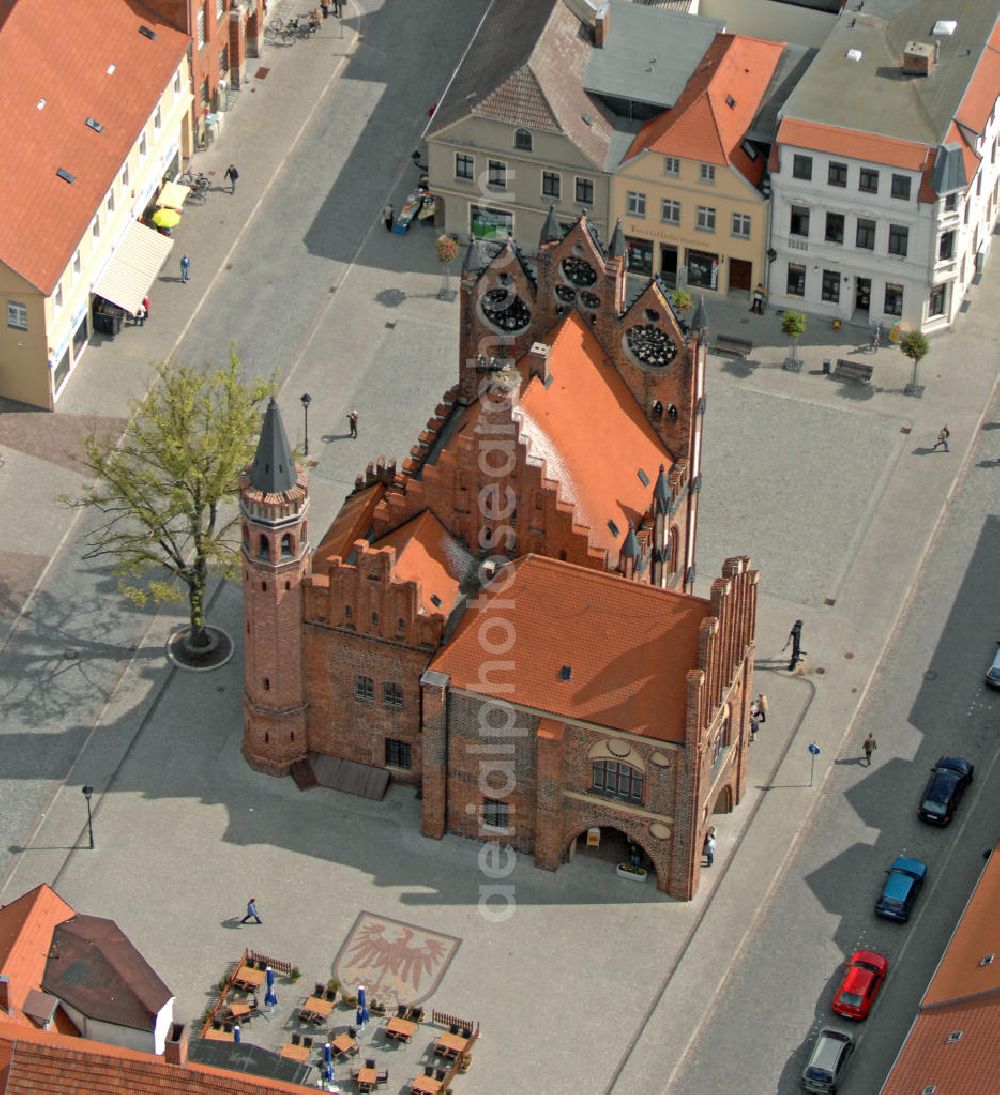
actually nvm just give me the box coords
[239,215,758,899]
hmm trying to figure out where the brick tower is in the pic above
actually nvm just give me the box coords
[239,397,310,774]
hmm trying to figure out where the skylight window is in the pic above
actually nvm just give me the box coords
[138,25,157,40]
[56,168,76,185]
[36,98,47,110]
[86,117,104,133]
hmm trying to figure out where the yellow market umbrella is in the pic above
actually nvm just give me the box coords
[152,208,181,228]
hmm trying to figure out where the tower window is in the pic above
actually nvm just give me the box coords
[345,604,352,617]
[261,581,267,591]
[281,533,293,557]
[263,677,270,691]
[258,535,269,559]
[284,581,291,591]
[372,611,380,627]
[354,675,374,702]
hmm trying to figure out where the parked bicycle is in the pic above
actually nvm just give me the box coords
[176,170,211,203]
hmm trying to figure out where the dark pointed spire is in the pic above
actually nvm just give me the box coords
[539,204,561,247]
[691,294,708,335]
[608,218,626,259]
[653,464,670,513]
[620,522,640,558]
[249,397,296,494]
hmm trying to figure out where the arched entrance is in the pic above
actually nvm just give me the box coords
[712,784,734,814]
[562,826,657,885]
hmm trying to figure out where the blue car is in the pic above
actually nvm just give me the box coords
[874,856,927,922]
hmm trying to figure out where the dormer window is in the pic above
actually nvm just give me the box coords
[514,128,532,152]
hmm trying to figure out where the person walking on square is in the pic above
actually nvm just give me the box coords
[749,714,761,742]
[134,304,146,327]
[751,283,765,314]
[141,296,150,323]
[932,425,950,452]
[756,691,768,723]
[180,253,190,282]
[241,897,262,924]
[383,204,394,232]
[224,164,239,193]
[862,733,877,767]
[704,833,716,867]
[347,409,358,438]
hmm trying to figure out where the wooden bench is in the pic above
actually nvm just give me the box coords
[712,334,753,359]
[833,358,873,384]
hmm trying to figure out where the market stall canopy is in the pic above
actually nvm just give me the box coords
[151,208,180,228]
[155,181,190,209]
[93,221,173,314]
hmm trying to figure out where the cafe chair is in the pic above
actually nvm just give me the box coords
[291,1033,301,1046]
[303,1036,314,1048]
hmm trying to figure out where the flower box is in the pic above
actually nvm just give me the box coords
[616,863,647,881]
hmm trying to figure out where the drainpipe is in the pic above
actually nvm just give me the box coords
[762,175,774,294]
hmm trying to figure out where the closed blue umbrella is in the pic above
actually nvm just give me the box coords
[323,1041,332,1065]
[356,985,370,1029]
[264,966,277,1009]
[233,1024,241,1043]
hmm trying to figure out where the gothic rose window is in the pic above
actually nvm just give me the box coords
[580,291,601,310]
[554,284,576,304]
[561,255,597,286]
[625,324,676,367]
[480,288,531,331]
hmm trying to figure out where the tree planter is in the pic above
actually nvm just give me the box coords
[616,863,647,881]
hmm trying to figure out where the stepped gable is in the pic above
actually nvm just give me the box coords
[430,554,711,741]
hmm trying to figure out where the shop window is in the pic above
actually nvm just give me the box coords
[470,205,512,240]
[626,237,653,277]
[686,249,719,290]
[354,675,374,702]
[825,212,844,244]
[828,161,847,187]
[385,739,412,768]
[455,153,473,180]
[790,205,809,237]
[792,154,812,180]
[884,283,903,316]
[72,315,88,357]
[592,760,644,803]
[53,347,71,393]
[786,263,806,296]
[821,269,840,303]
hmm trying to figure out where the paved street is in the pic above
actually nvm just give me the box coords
[1,1,1000,1092]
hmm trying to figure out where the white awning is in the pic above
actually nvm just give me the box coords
[156,181,190,209]
[93,222,173,315]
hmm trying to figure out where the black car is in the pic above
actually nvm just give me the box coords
[918,756,974,825]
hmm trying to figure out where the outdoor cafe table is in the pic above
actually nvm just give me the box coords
[356,1067,377,1092]
[300,995,334,1023]
[233,965,266,991]
[227,1002,252,1020]
[331,1033,357,1057]
[434,1032,469,1058]
[410,1076,442,1094]
[201,1028,233,1042]
[280,1042,311,1062]
[385,1017,417,1042]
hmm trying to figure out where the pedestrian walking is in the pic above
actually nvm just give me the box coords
[224,164,239,193]
[756,692,768,723]
[142,296,150,322]
[704,834,716,867]
[932,425,950,452]
[321,0,330,16]
[862,733,877,766]
[347,410,358,438]
[750,283,765,314]
[749,714,761,742]
[383,204,394,232]
[134,304,146,327]
[241,897,262,924]
[180,253,190,282]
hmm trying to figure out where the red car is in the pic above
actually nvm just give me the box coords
[831,950,888,1020]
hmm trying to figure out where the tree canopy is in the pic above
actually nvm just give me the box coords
[69,352,273,648]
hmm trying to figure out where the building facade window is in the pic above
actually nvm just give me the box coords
[792,154,812,180]
[216,0,224,18]
[821,269,841,303]
[939,230,955,260]
[219,45,228,77]
[385,738,412,768]
[696,205,716,231]
[73,250,81,275]
[106,189,115,214]
[661,199,680,225]
[154,106,162,131]
[197,7,206,47]
[786,263,806,296]
[700,163,716,183]
[455,153,473,180]
[944,192,958,212]
[488,160,507,189]
[858,167,879,193]
[514,128,532,151]
[825,212,844,244]
[828,160,847,187]
[54,283,63,309]
[383,682,404,707]
[483,798,509,830]
[884,282,903,315]
[174,70,181,95]
[855,218,875,250]
[790,205,810,237]
[354,674,374,701]
[928,283,947,316]
[139,132,147,157]
[121,162,129,188]
[575,176,594,204]
[592,760,643,803]
[542,171,560,198]
[7,301,28,330]
[888,224,909,257]
[731,212,751,238]
[627,191,646,217]
[890,174,911,200]
[663,156,680,175]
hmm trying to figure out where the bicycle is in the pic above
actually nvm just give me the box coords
[176,171,210,203]
[263,15,286,41]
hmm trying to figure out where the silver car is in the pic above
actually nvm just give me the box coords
[986,641,1000,690]
[801,1027,855,1093]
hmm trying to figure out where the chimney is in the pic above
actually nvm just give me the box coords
[902,40,935,76]
[0,974,10,1015]
[594,4,609,47]
[527,341,551,383]
[164,1022,189,1066]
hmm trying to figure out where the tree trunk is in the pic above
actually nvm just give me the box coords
[187,555,210,648]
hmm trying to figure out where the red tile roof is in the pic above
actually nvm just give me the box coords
[429,554,709,741]
[514,311,673,562]
[956,19,1000,137]
[0,1020,310,1093]
[626,34,783,185]
[371,509,473,615]
[776,117,934,172]
[0,885,75,1028]
[882,846,1000,1094]
[0,0,189,293]
[314,481,385,570]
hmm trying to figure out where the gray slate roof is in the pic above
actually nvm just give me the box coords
[249,396,296,494]
[780,0,999,146]
[746,44,817,144]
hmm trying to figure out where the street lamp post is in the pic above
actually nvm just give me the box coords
[300,393,312,456]
[82,785,94,849]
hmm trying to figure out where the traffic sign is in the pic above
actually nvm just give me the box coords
[808,743,821,756]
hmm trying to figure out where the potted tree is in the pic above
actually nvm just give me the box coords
[436,234,459,300]
[900,329,929,398]
[781,309,807,371]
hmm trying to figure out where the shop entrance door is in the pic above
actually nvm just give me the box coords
[729,259,752,292]
[659,245,678,288]
[855,277,871,313]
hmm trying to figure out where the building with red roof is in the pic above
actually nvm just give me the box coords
[0,0,192,408]
[239,216,758,899]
